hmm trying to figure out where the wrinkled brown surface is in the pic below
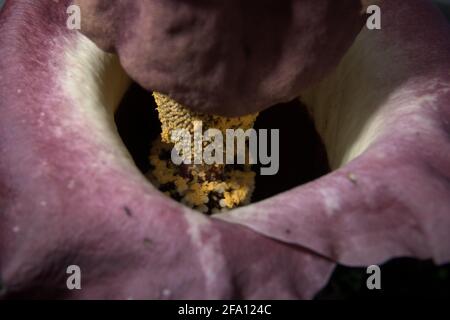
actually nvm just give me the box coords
[76,0,365,116]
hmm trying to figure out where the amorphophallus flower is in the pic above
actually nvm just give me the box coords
[0,0,449,299]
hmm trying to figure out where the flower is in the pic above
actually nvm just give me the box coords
[0,0,449,299]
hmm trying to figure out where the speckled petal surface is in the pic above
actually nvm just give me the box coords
[0,0,333,299]
[217,0,450,267]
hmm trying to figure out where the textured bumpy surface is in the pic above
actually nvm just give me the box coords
[0,0,450,299]
[147,139,256,214]
[75,0,365,116]
[149,93,258,214]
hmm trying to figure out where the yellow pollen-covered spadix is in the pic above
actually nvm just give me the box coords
[147,92,258,214]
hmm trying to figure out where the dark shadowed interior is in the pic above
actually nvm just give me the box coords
[114,83,330,204]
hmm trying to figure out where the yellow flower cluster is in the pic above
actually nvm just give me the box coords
[147,92,258,214]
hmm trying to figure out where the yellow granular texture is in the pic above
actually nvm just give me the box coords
[147,139,255,214]
[153,92,258,143]
[148,92,258,214]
